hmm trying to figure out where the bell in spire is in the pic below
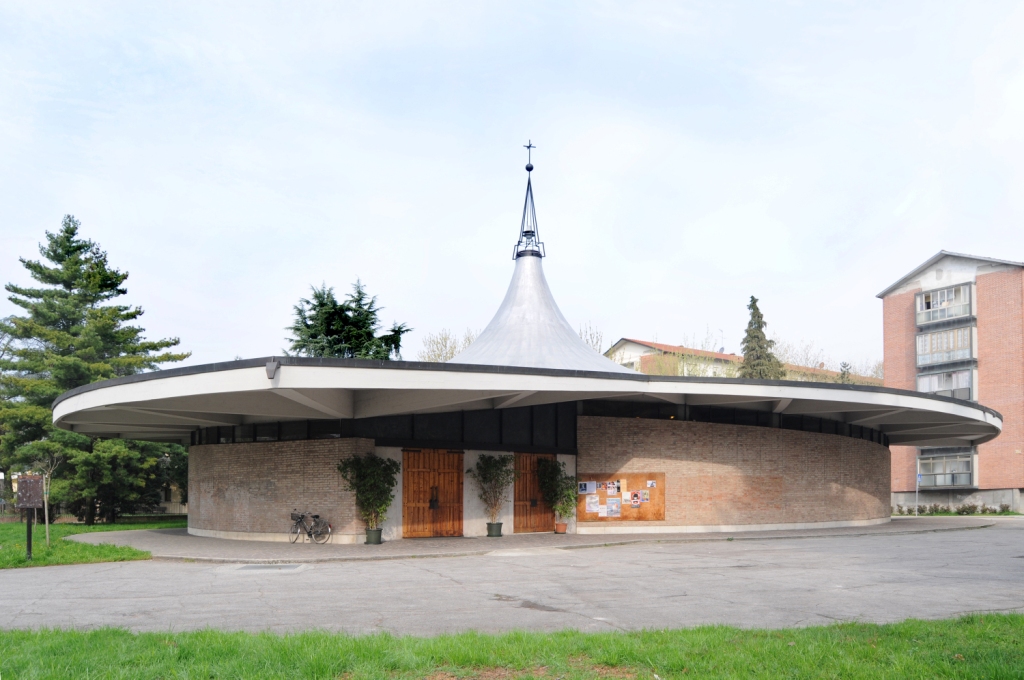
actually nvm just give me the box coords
[514,141,545,260]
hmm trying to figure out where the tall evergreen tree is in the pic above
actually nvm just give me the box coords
[288,281,410,360]
[738,295,786,380]
[0,216,190,520]
[835,361,853,384]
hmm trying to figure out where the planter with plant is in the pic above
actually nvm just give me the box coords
[467,454,517,537]
[537,458,577,534]
[337,453,401,544]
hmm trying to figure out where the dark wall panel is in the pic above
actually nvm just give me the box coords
[464,409,502,445]
[413,412,462,442]
[354,415,413,441]
[532,404,557,448]
[557,402,576,449]
[501,407,532,447]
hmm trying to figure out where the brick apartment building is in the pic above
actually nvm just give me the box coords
[879,251,1023,511]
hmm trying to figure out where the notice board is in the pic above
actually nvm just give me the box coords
[576,472,665,521]
[16,475,43,509]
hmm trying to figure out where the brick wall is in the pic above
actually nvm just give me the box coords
[576,417,890,527]
[189,438,374,536]
[976,270,1024,490]
[883,288,920,493]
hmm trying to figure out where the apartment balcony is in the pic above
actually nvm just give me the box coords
[917,369,974,402]
[916,326,977,368]
[915,284,973,326]
[918,451,976,489]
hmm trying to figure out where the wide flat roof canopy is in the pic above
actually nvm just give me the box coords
[52,357,1002,449]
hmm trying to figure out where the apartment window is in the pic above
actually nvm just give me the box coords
[918,452,973,488]
[916,284,972,325]
[916,327,974,367]
[917,369,972,400]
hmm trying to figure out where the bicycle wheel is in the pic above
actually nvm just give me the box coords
[312,520,331,544]
[289,522,304,543]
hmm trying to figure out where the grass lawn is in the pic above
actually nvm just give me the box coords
[0,614,1021,679]
[0,518,186,569]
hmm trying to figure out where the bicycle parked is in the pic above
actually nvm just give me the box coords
[289,510,332,544]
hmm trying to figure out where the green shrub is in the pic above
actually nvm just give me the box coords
[467,454,516,524]
[337,454,401,530]
[537,458,577,523]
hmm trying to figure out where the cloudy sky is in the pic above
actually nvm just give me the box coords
[1,2,1022,370]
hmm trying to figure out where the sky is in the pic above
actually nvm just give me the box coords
[1,2,1023,370]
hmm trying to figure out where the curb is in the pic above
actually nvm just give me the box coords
[147,522,996,565]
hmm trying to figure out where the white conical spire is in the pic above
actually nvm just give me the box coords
[449,148,633,374]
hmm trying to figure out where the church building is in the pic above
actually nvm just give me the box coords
[52,155,1001,542]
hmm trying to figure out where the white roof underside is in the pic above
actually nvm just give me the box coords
[52,359,1002,448]
[448,255,632,374]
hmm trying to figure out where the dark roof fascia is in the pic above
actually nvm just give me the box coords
[877,250,1024,299]
[51,355,1002,421]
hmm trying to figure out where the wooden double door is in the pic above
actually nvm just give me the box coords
[403,449,464,538]
[514,453,556,533]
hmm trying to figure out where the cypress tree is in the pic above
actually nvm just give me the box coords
[0,215,189,522]
[738,295,786,380]
[288,281,410,360]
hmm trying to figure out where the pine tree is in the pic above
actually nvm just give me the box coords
[288,281,410,360]
[0,216,190,520]
[835,362,853,384]
[738,295,786,380]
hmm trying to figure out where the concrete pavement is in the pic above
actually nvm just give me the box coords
[4,517,1023,635]
[67,516,998,563]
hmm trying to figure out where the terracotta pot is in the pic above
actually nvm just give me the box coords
[554,522,568,534]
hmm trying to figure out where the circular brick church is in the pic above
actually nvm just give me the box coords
[52,163,1001,542]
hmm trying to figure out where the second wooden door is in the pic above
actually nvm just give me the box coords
[403,449,464,538]
[514,453,555,533]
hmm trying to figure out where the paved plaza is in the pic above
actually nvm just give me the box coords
[2,517,1022,635]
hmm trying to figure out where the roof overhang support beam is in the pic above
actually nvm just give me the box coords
[848,408,908,425]
[354,390,523,419]
[647,393,686,405]
[272,389,353,419]
[116,408,243,427]
[494,392,537,409]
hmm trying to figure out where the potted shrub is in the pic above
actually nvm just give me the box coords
[537,458,577,534]
[467,454,517,537]
[337,453,401,544]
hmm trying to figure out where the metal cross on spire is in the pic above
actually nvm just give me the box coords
[514,141,545,259]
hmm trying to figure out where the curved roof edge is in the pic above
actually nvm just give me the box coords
[52,355,1003,421]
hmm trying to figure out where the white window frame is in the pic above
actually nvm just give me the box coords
[915,283,974,326]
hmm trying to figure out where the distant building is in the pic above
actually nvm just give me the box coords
[605,339,742,377]
[878,251,1023,511]
[605,338,882,386]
